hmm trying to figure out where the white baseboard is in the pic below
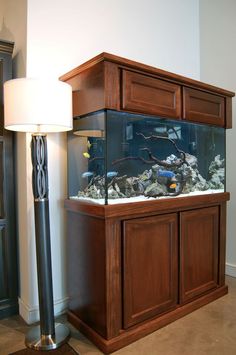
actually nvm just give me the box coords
[19,296,69,325]
[226,262,236,278]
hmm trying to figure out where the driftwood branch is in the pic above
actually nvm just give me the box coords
[136,132,186,161]
[89,156,104,163]
[112,156,155,165]
[112,132,186,167]
[167,126,181,140]
[139,148,184,167]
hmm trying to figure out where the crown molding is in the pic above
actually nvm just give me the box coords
[0,40,14,54]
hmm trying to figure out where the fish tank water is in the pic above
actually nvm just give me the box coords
[68,110,225,205]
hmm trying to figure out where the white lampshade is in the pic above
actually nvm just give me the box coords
[4,78,73,133]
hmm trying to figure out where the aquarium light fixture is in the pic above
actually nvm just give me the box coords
[73,129,104,137]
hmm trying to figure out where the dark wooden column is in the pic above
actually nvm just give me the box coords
[0,40,18,318]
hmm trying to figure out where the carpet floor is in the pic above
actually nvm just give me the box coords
[1,276,236,354]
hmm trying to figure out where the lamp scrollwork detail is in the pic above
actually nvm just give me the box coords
[31,134,49,199]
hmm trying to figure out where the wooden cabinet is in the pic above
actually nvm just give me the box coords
[60,52,235,128]
[123,214,178,328]
[183,87,225,127]
[180,206,219,304]
[121,70,181,118]
[62,53,233,353]
[65,193,229,354]
[0,40,18,318]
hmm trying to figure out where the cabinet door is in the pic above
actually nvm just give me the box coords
[183,87,225,126]
[180,207,219,304]
[123,213,178,328]
[0,140,3,218]
[122,70,181,118]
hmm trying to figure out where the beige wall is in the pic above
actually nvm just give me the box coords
[0,1,3,24]
[200,0,236,277]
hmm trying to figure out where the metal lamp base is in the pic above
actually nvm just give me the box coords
[25,323,70,351]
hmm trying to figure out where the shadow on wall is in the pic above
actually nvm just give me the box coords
[0,17,14,42]
[12,51,25,78]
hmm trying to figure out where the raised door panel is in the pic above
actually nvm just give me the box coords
[123,213,178,328]
[0,225,8,300]
[183,87,225,126]
[122,70,181,118]
[0,140,3,218]
[0,60,3,136]
[180,206,219,304]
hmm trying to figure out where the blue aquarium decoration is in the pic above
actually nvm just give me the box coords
[68,110,225,204]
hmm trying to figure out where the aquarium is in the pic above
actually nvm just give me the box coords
[68,110,225,205]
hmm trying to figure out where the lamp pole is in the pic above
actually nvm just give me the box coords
[25,134,70,350]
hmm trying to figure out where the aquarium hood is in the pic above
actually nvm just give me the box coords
[73,110,105,137]
[73,129,104,137]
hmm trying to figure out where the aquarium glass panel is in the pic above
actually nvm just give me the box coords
[68,110,225,205]
[67,110,106,204]
[106,110,225,203]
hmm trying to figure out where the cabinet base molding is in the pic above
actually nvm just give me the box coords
[0,301,19,320]
[68,285,228,354]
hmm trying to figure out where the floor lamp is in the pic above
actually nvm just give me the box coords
[3,78,72,350]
